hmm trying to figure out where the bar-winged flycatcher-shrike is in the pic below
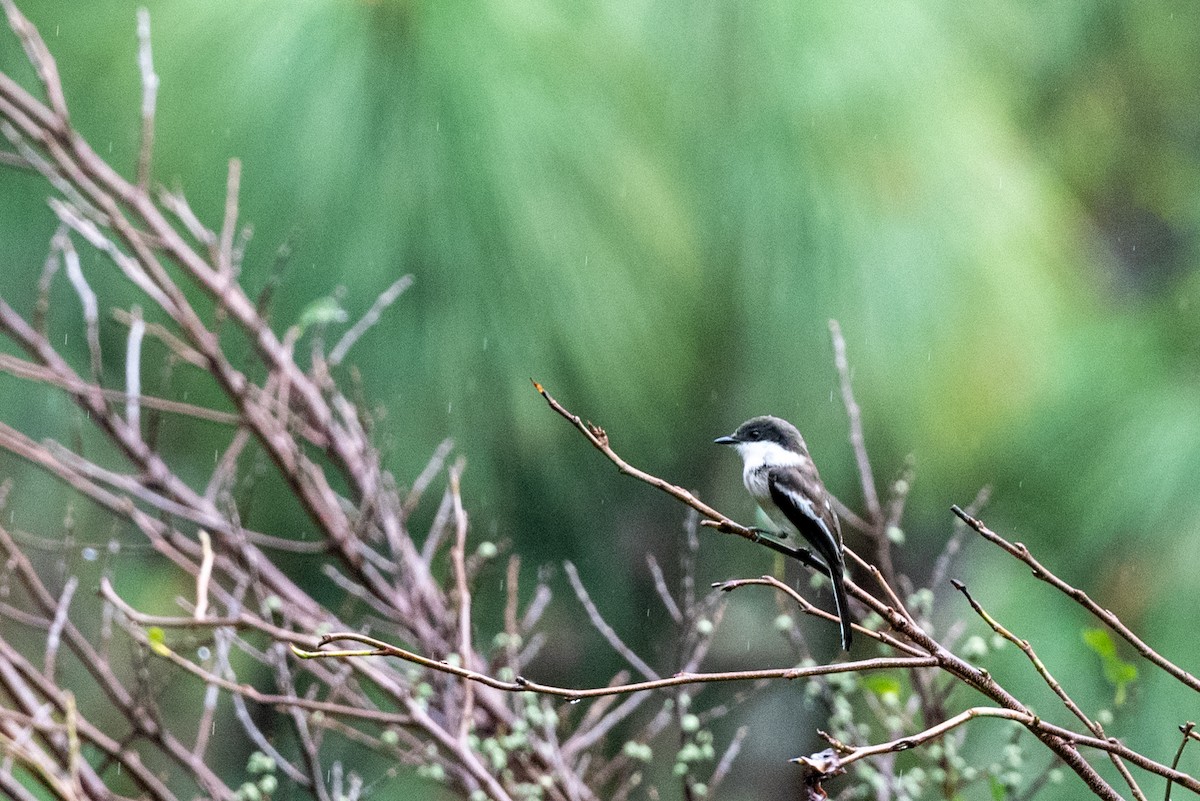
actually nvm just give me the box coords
[715,416,853,650]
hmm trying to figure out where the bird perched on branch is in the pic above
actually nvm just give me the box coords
[715,416,853,650]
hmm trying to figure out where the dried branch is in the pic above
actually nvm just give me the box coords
[134,6,157,191]
[952,505,1200,694]
[329,274,414,366]
[952,579,1146,801]
[828,319,881,523]
[564,561,660,682]
[295,632,938,700]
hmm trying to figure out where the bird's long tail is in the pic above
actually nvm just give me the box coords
[830,565,854,651]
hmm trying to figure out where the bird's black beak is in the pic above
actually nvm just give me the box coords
[713,434,738,445]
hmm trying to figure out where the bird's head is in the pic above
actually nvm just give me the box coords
[714,416,809,467]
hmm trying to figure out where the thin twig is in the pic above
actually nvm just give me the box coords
[194,530,214,620]
[403,437,454,516]
[42,575,76,680]
[125,304,145,431]
[815,705,1200,793]
[714,575,923,657]
[216,158,240,278]
[564,560,659,682]
[158,186,215,247]
[930,486,990,592]
[707,725,748,796]
[296,632,939,701]
[448,460,476,744]
[952,579,1146,801]
[828,319,881,523]
[952,505,1200,693]
[646,554,683,624]
[1167,722,1196,801]
[34,233,60,334]
[329,274,414,366]
[0,351,239,425]
[60,231,102,382]
[134,7,157,191]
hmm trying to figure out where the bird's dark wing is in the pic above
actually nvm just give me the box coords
[766,468,844,573]
[767,468,854,650]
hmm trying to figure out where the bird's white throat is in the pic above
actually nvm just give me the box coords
[733,440,806,472]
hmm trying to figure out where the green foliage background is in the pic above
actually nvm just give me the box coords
[3,1,1200,798]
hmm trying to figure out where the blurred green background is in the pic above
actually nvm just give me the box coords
[2,0,1200,798]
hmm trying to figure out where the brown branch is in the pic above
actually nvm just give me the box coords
[134,7,157,192]
[1167,722,1196,801]
[0,351,241,426]
[329,274,414,366]
[216,158,240,278]
[828,319,881,523]
[448,460,476,744]
[101,581,417,732]
[532,380,754,539]
[812,705,1200,795]
[714,575,923,657]
[829,319,899,589]
[564,560,660,682]
[295,631,938,701]
[952,505,1200,694]
[952,579,1146,801]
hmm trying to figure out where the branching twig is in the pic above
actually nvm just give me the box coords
[295,632,939,700]
[952,505,1200,694]
[952,579,1146,801]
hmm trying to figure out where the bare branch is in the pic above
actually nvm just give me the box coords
[952,505,1200,693]
[125,304,145,431]
[952,579,1146,801]
[42,576,76,681]
[564,560,659,682]
[216,158,241,278]
[828,319,881,524]
[329,274,414,366]
[448,460,476,744]
[59,232,102,382]
[646,554,683,624]
[135,6,158,191]
[1167,722,1197,801]
[296,632,939,701]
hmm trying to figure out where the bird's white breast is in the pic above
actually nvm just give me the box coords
[734,440,805,516]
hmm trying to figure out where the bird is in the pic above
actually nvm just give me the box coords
[715,415,853,650]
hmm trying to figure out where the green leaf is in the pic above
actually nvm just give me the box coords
[1082,628,1137,705]
[296,296,347,332]
[862,675,902,698]
[147,627,172,657]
